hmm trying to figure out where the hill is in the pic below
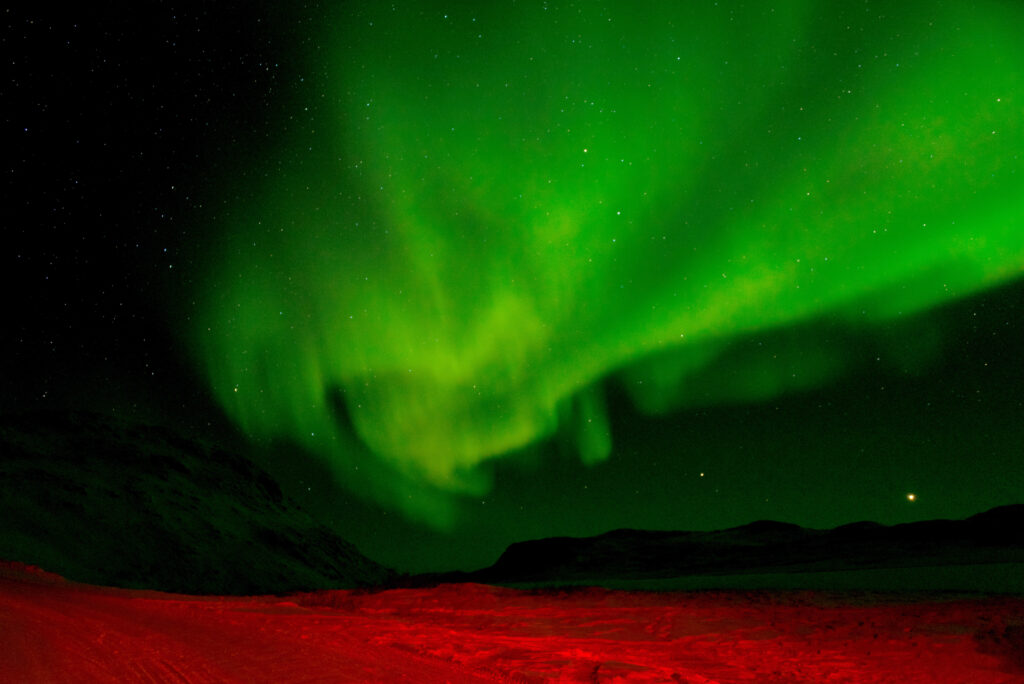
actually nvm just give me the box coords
[0,410,393,594]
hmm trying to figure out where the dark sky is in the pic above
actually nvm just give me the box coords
[5,2,1024,574]
[6,4,270,412]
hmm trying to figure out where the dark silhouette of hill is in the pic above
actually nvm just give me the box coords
[0,410,393,594]
[425,505,1024,588]
[4,410,1020,596]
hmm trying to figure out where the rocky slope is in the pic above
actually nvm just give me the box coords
[0,410,393,594]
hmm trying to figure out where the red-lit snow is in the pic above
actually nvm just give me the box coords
[2,562,1021,682]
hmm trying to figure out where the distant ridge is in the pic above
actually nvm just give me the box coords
[425,505,1024,588]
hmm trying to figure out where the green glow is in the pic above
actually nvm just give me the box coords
[192,1,1024,527]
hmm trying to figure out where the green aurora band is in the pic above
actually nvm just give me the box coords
[192,1,1024,527]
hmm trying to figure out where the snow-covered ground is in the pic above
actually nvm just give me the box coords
[2,562,1022,682]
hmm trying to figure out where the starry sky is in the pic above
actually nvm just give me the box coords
[5,1,1024,574]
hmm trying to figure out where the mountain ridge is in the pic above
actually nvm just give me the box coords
[0,410,394,594]
[417,504,1024,589]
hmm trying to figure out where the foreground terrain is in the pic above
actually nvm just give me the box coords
[2,562,1022,683]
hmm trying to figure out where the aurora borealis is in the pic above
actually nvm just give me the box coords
[7,1,1023,575]
[191,0,1024,533]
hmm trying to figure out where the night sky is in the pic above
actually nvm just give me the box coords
[6,1,1024,574]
